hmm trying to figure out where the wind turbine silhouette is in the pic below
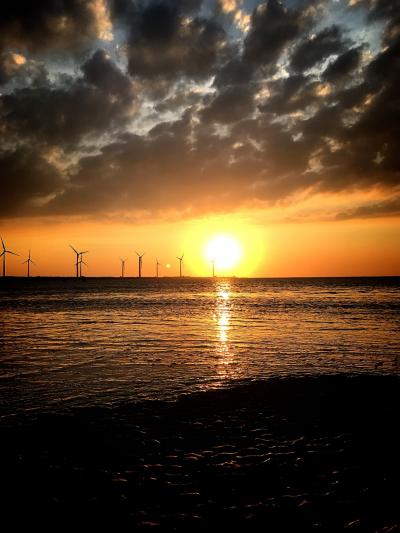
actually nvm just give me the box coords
[211,258,216,278]
[136,251,144,278]
[120,258,127,278]
[69,245,88,278]
[22,250,36,277]
[1,236,18,277]
[177,253,184,278]
[156,258,162,278]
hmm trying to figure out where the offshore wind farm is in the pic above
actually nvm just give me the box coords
[0,235,241,278]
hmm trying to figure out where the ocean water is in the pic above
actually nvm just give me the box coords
[1,277,399,416]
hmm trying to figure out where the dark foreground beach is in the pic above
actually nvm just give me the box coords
[1,375,399,531]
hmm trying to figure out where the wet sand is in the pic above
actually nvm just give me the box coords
[1,375,399,531]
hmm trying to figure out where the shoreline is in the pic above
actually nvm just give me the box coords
[2,374,399,530]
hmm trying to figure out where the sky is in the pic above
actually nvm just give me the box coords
[0,0,399,276]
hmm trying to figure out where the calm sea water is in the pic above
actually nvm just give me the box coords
[1,277,399,416]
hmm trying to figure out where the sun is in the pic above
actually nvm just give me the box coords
[204,235,243,271]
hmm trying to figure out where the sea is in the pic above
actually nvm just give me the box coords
[1,277,399,417]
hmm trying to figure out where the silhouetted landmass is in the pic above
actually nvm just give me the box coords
[1,375,399,531]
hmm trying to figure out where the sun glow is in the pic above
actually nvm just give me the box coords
[204,235,242,271]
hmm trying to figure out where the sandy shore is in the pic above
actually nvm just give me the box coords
[1,374,399,531]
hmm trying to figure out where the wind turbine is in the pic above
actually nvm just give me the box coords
[1,236,18,277]
[69,245,88,278]
[136,251,144,278]
[22,250,36,277]
[211,258,216,278]
[176,253,184,278]
[120,258,127,278]
[156,258,162,278]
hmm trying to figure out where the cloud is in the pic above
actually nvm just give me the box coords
[0,0,399,222]
[290,25,347,72]
[0,0,112,53]
[322,47,362,83]
[336,195,400,220]
[1,49,135,148]
[0,52,26,85]
[122,1,226,80]
[243,0,303,70]
[201,85,255,124]
[0,148,63,216]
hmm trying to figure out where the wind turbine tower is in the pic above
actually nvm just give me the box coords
[136,252,144,278]
[120,258,127,278]
[211,258,216,278]
[79,253,88,277]
[156,258,162,278]
[70,245,80,278]
[1,236,18,277]
[23,250,36,277]
[177,254,184,278]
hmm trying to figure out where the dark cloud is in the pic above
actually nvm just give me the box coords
[123,1,226,80]
[336,196,400,220]
[243,0,302,70]
[81,49,132,98]
[290,25,346,72]
[213,57,254,88]
[259,74,319,115]
[0,148,63,217]
[322,47,362,83]
[1,50,134,148]
[201,85,255,124]
[0,0,112,53]
[0,52,25,85]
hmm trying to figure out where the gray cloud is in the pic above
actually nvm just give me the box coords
[243,0,303,70]
[322,47,362,83]
[1,50,134,148]
[0,0,112,54]
[123,1,226,80]
[290,25,346,72]
[336,196,400,220]
[0,148,63,216]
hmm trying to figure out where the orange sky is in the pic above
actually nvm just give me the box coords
[2,213,399,277]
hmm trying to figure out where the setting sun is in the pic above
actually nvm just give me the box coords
[204,235,243,271]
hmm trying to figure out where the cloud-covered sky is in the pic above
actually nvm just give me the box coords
[1,0,399,222]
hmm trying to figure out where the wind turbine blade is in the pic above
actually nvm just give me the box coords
[69,244,78,254]
[0,236,5,251]
[0,251,4,257]
[7,251,19,256]
[80,250,88,255]
[22,260,28,264]
[31,261,37,266]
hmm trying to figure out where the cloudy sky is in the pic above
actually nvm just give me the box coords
[0,0,399,276]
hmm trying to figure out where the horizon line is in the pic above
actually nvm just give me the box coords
[1,275,399,280]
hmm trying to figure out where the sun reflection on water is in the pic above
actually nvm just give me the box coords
[213,280,237,381]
